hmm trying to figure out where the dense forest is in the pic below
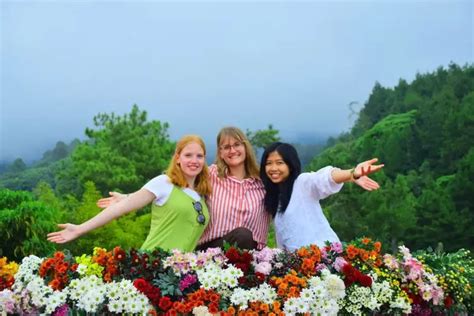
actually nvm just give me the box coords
[308,63,473,253]
[1,63,472,261]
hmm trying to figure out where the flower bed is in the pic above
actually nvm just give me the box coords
[0,238,472,315]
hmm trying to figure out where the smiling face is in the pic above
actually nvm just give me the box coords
[219,136,247,168]
[176,142,205,180]
[265,151,290,184]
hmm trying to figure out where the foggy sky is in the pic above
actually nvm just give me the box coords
[1,0,472,162]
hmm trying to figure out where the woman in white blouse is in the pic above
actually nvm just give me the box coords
[260,142,384,251]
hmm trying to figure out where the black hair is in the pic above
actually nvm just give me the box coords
[260,142,302,217]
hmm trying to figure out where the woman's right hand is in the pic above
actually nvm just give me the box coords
[47,223,82,244]
[97,191,127,208]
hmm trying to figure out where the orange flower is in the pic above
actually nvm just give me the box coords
[346,245,359,259]
[260,303,269,313]
[362,237,371,245]
[250,302,260,310]
[374,241,382,252]
[56,262,69,274]
[360,250,370,261]
[49,278,61,290]
[53,251,65,260]
[277,288,286,296]
[227,306,236,315]
[297,247,309,258]
[272,301,281,311]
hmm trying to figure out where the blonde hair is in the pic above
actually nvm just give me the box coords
[166,135,211,196]
[215,126,260,179]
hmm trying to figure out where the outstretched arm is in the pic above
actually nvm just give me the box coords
[331,158,384,191]
[97,191,127,208]
[47,188,155,244]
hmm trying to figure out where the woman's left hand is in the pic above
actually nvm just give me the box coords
[354,175,380,191]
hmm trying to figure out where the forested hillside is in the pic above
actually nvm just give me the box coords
[1,64,472,261]
[308,63,474,252]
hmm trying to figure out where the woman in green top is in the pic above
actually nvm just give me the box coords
[47,135,212,252]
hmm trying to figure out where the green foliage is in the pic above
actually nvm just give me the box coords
[8,158,27,173]
[64,181,150,256]
[63,105,175,195]
[35,139,80,167]
[0,139,79,193]
[246,124,281,152]
[0,189,62,261]
[309,63,474,252]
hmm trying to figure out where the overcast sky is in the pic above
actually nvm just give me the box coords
[1,0,472,162]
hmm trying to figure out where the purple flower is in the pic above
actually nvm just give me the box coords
[179,273,198,291]
[52,304,69,316]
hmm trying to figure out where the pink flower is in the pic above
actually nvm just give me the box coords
[333,257,348,272]
[383,254,399,270]
[316,263,328,272]
[320,246,328,259]
[405,258,424,280]
[330,242,343,254]
[254,262,272,275]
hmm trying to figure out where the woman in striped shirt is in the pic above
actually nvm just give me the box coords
[98,127,271,250]
[196,126,271,250]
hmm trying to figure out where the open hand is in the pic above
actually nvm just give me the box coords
[354,175,380,191]
[96,191,126,208]
[47,223,81,244]
[354,158,384,178]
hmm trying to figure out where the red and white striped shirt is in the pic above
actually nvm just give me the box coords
[198,164,271,249]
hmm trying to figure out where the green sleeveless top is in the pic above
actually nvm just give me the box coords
[140,186,209,252]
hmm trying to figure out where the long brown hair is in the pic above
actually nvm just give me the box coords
[215,126,260,179]
[166,135,211,196]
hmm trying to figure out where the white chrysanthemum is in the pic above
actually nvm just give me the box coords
[26,276,52,308]
[323,273,346,299]
[76,263,88,276]
[229,283,277,309]
[106,279,151,314]
[390,296,412,314]
[230,287,251,309]
[44,290,67,314]
[197,262,243,290]
[12,255,43,291]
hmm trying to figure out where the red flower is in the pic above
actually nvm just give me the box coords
[159,296,172,311]
[235,263,249,274]
[225,248,240,262]
[241,252,253,264]
[113,247,126,261]
[166,309,177,316]
[444,295,453,309]
[132,255,141,265]
[71,263,79,272]
[133,278,149,293]
[358,274,372,287]
[208,303,219,314]
[255,272,265,283]
[209,293,220,303]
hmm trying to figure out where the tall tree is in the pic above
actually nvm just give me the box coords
[61,105,175,195]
